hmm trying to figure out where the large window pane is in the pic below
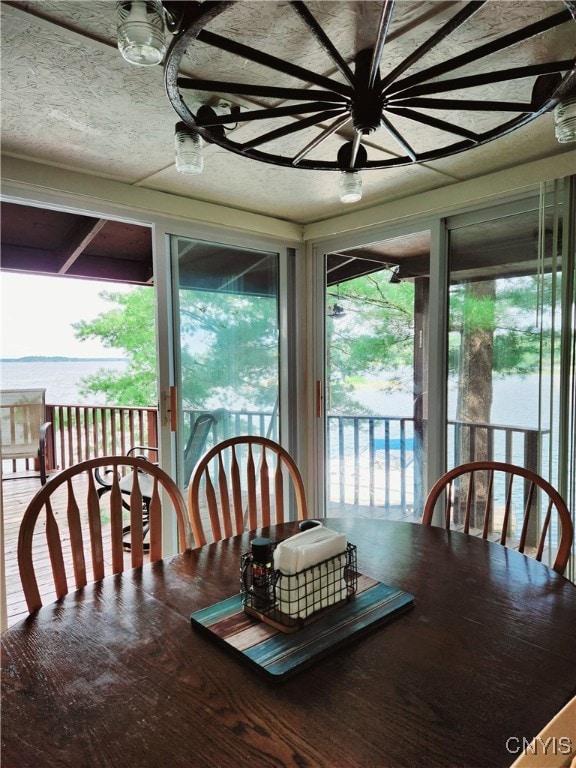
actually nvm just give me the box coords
[324,232,430,520]
[447,197,568,561]
[172,237,279,485]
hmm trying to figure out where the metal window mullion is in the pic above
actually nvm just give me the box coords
[558,176,576,581]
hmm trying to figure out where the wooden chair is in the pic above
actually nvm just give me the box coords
[182,411,220,486]
[421,461,573,575]
[18,455,194,613]
[1,388,52,485]
[93,412,218,550]
[94,446,160,551]
[188,436,309,546]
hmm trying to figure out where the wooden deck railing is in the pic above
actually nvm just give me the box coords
[326,414,545,516]
[3,403,546,519]
[44,404,158,470]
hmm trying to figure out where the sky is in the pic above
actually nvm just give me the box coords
[0,272,134,358]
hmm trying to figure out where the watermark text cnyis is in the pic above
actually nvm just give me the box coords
[506,736,573,757]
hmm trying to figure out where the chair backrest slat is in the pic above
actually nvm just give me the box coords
[188,436,308,546]
[463,472,474,534]
[205,471,221,545]
[87,470,105,582]
[66,480,87,590]
[444,482,453,529]
[148,479,162,563]
[230,449,244,535]
[18,456,192,614]
[537,499,555,562]
[517,480,536,553]
[260,448,271,528]
[422,460,573,575]
[500,473,514,546]
[110,472,125,574]
[246,446,257,531]
[129,471,144,570]
[481,471,494,539]
[45,498,67,601]
[274,460,284,525]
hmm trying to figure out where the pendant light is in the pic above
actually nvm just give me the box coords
[117,1,167,67]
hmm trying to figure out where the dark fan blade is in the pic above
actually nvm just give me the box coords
[195,102,346,127]
[290,1,355,85]
[242,109,347,150]
[394,61,573,99]
[198,29,353,98]
[380,1,487,93]
[387,10,572,96]
[395,98,536,113]
[387,106,480,140]
[178,77,348,103]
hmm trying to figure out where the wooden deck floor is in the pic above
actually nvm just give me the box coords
[3,474,45,627]
[2,473,147,629]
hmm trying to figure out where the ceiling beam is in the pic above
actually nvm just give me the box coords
[68,254,153,284]
[1,245,152,285]
[56,218,108,274]
[0,246,61,273]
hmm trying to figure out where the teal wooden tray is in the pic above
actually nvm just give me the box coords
[190,574,414,680]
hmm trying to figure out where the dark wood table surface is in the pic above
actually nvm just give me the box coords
[2,518,576,768]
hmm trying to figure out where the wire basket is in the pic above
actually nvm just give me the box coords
[241,543,358,633]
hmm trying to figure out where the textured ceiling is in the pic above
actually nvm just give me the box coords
[1,0,575,226]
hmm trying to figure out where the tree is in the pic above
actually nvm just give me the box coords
[326,273,415,413]
[452,281,495,502]
[74,288,157,406]
[178,288,278,410]
[449,275,551,383]
[75,273,552,424]
[74,286,279,409]
[447,273,553,513]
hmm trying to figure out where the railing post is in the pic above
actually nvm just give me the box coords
[368,418,375,509]
[400,419,406,512]
[44,404,56,471]
[524,429,541,548]
[384,420,390,513]
[147,409,158,449]
[353,418,360,507]
[338,418,345,505]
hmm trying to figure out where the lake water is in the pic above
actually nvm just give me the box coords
[0,360,554,429]
[0,360,129,405]
[354,372,554,430]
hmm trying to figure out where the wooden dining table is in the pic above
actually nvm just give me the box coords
[2,518,576,768]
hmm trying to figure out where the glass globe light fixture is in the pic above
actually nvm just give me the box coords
[175,123,204,175]
[554,96,576,143]
[117,1,167,67]
[339,170,362,203]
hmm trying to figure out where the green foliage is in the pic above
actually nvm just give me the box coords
[73,271,554,411]
[327,274,415,412]
[73,288,156,406]
[178,289,278,409]
[73,286,279,409]
[449,275,551,378]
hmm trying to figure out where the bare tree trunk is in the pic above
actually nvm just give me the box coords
[455,280,495,526]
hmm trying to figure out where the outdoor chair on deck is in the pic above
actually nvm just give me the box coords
[0,388,52,485]
[18,455,193,614]
[94,411,219,550]
[421,460,573,575]
[188,435,309,546]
